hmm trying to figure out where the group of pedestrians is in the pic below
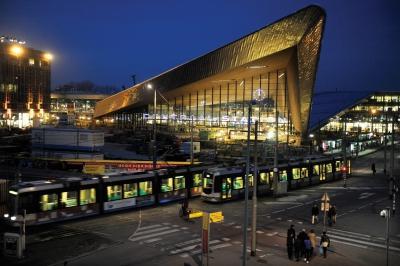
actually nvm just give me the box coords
[311,203,337,227]
[287,225,331,263]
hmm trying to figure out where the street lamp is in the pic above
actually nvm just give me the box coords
[380,208,391,266]
[147,84,157,170]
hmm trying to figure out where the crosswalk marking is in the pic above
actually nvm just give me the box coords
[190,243,232,255]
[129,229,180,242]
[171,240,221,255]
[132,226,171,237]
[137,224,163,231]
[144,237,162,243]
[328,234,400,252]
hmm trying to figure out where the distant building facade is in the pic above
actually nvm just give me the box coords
[0,36,52,128]
[50,88,110,127]
[312,91,400,152]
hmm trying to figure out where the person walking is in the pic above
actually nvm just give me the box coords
[327,205,333,226]
[311,204,319,224]
[294,235,302,262]
[371,162,376,175]
[287,225,296,260]
[331,205,337,224]
[298,229,307,259]
[304,236,312,263]
[320,231,330,258]
[308,229,317,256]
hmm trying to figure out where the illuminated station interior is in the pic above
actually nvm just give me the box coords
[315,92,400,152]
[94,6,325,146]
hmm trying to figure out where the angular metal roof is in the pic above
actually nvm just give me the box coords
[94,5,325,134]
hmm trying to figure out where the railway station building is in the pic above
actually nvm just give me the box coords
[94,5,326,146]
[312,91,400,153]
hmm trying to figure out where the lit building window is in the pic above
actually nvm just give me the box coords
[29,58,35,65]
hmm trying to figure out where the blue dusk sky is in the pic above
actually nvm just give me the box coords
[1,0,399,125]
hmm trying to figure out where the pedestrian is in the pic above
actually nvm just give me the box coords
[287,225,295,260]
[371,162,376,175]
[311,204,319,224]
[304,236,312,263]
[327,206,333,226]
[328,205,337,226]
[320,231,330,258]
[298,229,307,259]
[294,235,302,261]
[308,229,317,256]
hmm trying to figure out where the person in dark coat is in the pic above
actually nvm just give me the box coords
[311,204,319,224]
[320,231,330,258]
[297,229,308,258]
[371,162,376,175]
[294,236,302,261]
[286,225,296,260]
[304,235,312,263]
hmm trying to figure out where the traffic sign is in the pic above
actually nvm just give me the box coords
[189,210,203,219]
[321,192,330,201]
[321,202,330,211]
[209,211,224,223]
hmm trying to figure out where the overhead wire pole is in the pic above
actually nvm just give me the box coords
[153,87,157,170]
[242,102,252,266]
[251,120,258,256]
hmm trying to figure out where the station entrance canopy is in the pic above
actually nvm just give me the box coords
[94,5,325,144]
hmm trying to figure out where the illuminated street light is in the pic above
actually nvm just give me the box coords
[43,53,53,61]
[10,45,24,56]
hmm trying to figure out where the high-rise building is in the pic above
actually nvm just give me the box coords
[0,36,52,128]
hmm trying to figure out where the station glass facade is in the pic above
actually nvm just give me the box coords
[143,69,293,142]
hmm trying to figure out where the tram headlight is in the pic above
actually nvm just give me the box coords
[10,216,16,221]
[3,213,9,218]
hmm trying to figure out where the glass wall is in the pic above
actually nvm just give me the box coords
[144,68,294,142]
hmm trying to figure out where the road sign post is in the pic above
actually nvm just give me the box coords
[202,212,210,266]
[321,192,330,231]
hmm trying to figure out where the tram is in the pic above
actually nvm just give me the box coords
[3,165,210,226]
[3,157,349,226]
[201,156,349,202]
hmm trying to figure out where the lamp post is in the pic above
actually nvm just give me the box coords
[242,102,252,266]
[147,84,157,170]
[342,116,347,188]
[251,120,258,257]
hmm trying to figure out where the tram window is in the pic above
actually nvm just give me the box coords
[107,185,122,201]
[259,172,269,184]
[193,173,202,187]
[248,174,253,186]
[61,191,77,208]
[80,188,96,205]
[335,161,341,171]
[123,183,138,198]
[40,193,58,211]
[313,165,319,176]
[301,168,308,178]
[233,177,243,189]
[279,170,287,181]
[292,168,301,180]
[326,164,332,173]
[161,178,173,192]
[203,175,213,188]
[139,181,152,196]
[174,176,185,190]
[18,194,37,214]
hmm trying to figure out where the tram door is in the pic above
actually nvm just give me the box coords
[320,164,326,181]
[221,177,232,199]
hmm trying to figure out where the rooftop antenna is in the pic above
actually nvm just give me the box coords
[131,74,136,86]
